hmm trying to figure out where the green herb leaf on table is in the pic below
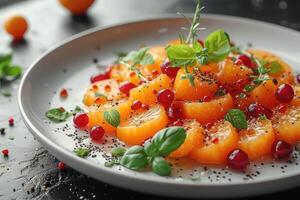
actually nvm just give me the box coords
[144,126,186,157]
[103,109,120,127]
[225,109,248,129]
[151,156,171,176]
[0,54,22,80]
[45,108,71,122]
[111,147,127,157]
[74,148,90,158]
[120,145,148,170]
[1,90,11,97]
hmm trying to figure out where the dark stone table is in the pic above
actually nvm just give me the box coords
[0,0,299,199]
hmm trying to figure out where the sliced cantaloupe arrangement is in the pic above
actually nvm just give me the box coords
[272,106,300,144]
[238,119,275,160]
[216,58,252,93]
[291,86,300,106]
[190,120,239,165]
[169,120,204,158]
[174,67,218,101]
[117,105,168,145]
[130,74,172,105]
[110,63,141,85]
[182,94,234,125]
[250,80,279,110]
[83,79,122,106]
[247,49,294,84]
[88,98,132,133]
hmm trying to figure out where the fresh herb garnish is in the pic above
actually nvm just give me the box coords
[45,107,71,122]
[244,85,255,92]
[95,92,107,98]
[258,114,267,120]
[74,148,90,158]
[115,51,127,58]
[120,47,154,82]
[103,109,120,127]
[239,93,246,99]
[111,147,126,157]
[120,127,186,176]
[72,106,83,114]
[225,109,248,129]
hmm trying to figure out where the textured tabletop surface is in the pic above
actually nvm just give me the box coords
[0,0,299,199]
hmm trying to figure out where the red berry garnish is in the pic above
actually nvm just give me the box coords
[247,102,273,119]
[202,96,211,102]
[157,89,174,108]
[141,104,149,110]
[90,73,109,84]
[73,113,89,128]
[167,102,183,121]
[161,60,179,78]
[275,83,294,103]
[272,140,293,159]
[2,149,9,157]
[227,149,249,170]
[60,88,68,98]
[90,126,105,141]
[236,54,251,67]
[119,82,136,96]
[8,117,14,126]
[57,162,65,170]
[131,100,142,110]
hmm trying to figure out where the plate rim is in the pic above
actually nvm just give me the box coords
[18,13,300,189]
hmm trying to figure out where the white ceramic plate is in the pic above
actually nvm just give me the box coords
[18,14,300,198]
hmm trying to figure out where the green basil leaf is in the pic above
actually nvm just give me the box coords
[0,54,12,68]
[151,156,171,176]
[120,145,148,170]
[1,90,11,97]
[192,40,202,53]
[225,109,248,129]
[244,85,255,92]
[140,53,154,65]
[45,107,71,122]
[103,109,120,127]
[204,29,231,62]
[4,65,22,77]
[74,148,90,158]
[144,126,186,157]
[111,147,126,157]
[166,44,196,67]
[72,106,83,114]
[268,61,282,74]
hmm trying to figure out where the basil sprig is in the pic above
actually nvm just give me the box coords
[0,54,22,80]
[225,109,248,130]
[166,29,231,67]
[46,107,71,122]
[120,127,186,176]
[103,109,120,127]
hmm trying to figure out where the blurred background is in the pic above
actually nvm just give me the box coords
[0,0,299,200]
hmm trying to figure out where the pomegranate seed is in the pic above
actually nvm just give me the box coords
[104,85,111,92]
[161,60,179,78]
[197,39,204,47]
[119,82,136,96]
[296,74,300,84]
[57,162,65,170]
[104,66,112,77]
[247,102,273,119]
[157,89,175,108]
[60,88,68,98]
[205,122,213,129]
[212,138,219,144]
[8,117,14,126]
[2,149,9,157]
[173,119,184,126]
[90,73,109,83]
[227,149,249,170]
[73,113,89,128]
[90,126,105,141]
[234,59,243,66]
[151,69,159,76]
[272,140,293,159]
[167,102,183,121]
[152,89,158,95]
[141,104,149,110]
[275,83,294,103]
[203,96,211,102]
[278,104,287,113]
[236,54,252,68]
[129,71,136,78]
[131,100,142,110]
